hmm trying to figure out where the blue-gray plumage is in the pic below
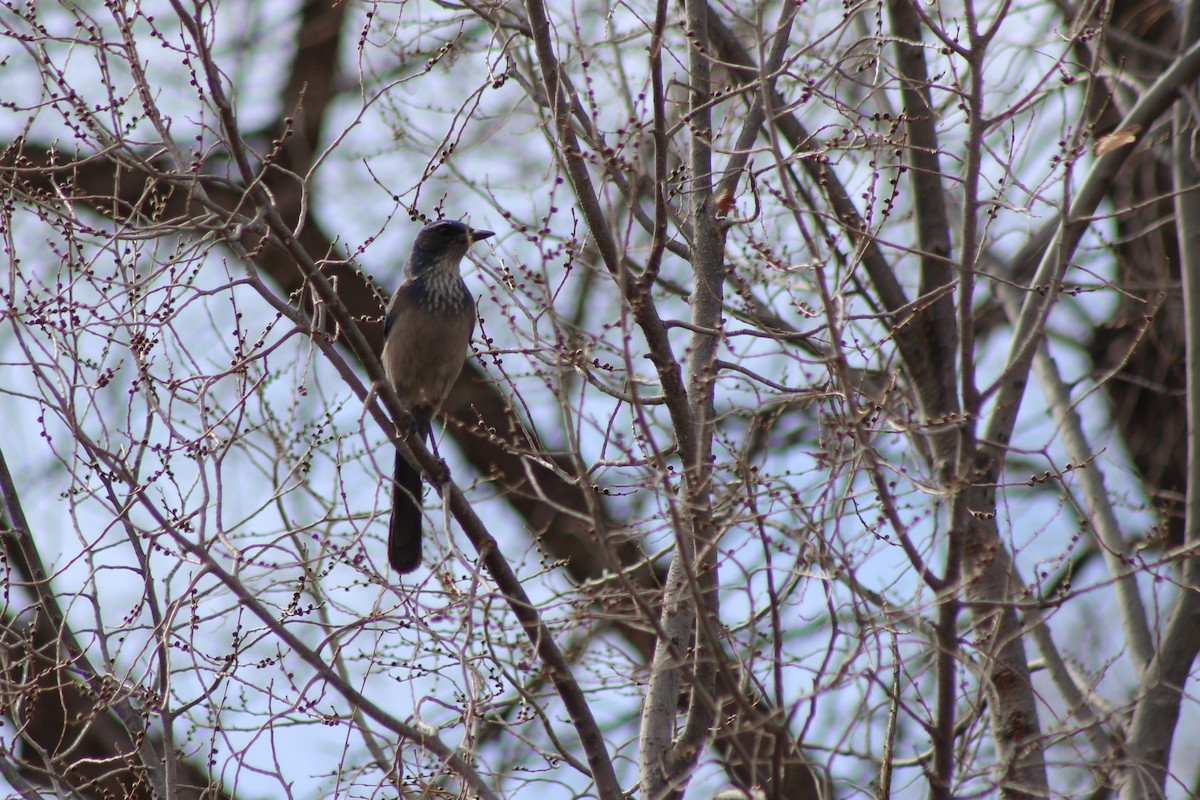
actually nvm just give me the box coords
[383,219,493,574]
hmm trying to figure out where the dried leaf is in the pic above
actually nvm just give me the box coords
[714,186,735,215]
[1093,124,1143,156]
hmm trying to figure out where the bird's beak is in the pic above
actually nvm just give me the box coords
[469,228,495,244]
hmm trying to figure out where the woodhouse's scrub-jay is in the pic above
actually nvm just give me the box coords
[382,219,493,573]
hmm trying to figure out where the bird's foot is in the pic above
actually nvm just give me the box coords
[431,456,452,485]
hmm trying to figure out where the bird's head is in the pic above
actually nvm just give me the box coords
[406,219,495,277]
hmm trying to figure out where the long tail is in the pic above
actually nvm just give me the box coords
[388,420,431,574]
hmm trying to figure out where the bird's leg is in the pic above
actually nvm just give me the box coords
[426,421,453,488]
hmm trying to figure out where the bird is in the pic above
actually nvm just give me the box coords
[382,219,493,573]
